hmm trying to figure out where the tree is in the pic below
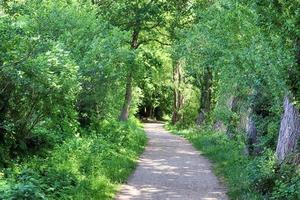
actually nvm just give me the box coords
[0,13,79,161]
[94,0,169,121]
[0,0,129,164]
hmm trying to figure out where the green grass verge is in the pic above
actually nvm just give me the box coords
[0,119,147,199]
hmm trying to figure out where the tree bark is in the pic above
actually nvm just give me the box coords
[172,60,184,124]
[119,29,139,121]
[245,109,259,155]
[119,72,133,121]
[213,120,227,132]
[226,95,240,137]
[196,66,213,126]
[276,96,300,163]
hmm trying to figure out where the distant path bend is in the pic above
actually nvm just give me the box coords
[116,123,228,200]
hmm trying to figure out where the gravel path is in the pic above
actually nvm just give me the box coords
[116,123,228,200]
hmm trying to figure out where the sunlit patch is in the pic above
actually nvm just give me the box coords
[116,123,228,200]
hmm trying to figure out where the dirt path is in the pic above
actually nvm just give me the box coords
[116,123,228,200]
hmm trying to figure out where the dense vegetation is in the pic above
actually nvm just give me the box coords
[0,1,149,199]
[168,0,300,199]
[0,0,299,199]
[1,119,146,199]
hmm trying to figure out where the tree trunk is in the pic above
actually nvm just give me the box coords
[119,72,133,121]
[196,66,213,126]
[213,120,227,132]
[172,88,179,123]
[172,60,184,124]
[245,109,259,155]
[226,95,240,137]
[119,29,139,121]
[276,96,300,164]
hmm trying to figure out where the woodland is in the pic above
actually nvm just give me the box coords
[0,0,299,199]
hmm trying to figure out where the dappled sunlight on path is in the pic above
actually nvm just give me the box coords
[116,123,228,200]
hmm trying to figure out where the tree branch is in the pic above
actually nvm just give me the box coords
[138,38,171,47]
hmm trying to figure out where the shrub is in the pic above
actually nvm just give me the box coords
[0,119,147,199]
[271,164,300,200]
[248,150,277,195]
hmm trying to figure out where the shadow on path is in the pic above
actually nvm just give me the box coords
[116,123,228,200]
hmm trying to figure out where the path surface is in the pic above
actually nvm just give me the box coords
[116,123,228,200]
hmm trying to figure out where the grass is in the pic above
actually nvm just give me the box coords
[0,119,147,199]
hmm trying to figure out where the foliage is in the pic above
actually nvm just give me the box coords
[1,0,300,199]
[171,1,300,198]
[0,119,147,199]
[137,50,173,120]
[0,0,134,164]
[0,12,80,164]
[0,0,148,199]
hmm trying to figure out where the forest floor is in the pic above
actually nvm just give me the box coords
[116,123,228,200]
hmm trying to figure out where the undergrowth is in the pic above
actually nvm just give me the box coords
[0,118,147,200]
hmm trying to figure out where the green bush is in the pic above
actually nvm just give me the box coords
[0,12,80,163]
[248,150,277,195]
[271,164,300,200]
[2,169,46,200]
[0,0,130,166]
[0,119,147,199]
